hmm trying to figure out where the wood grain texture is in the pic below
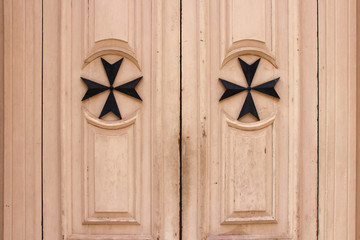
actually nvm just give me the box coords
[3,0,42,239]
[318,0,357,239]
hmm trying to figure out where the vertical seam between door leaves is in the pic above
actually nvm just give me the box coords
[41,0,44,238]
[316,0,320,239]
[179,0,183,239]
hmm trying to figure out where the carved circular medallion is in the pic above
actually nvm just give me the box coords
[219,55,280,122]
[80,55,143,121]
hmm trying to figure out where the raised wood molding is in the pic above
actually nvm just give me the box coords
[0,0,4,237]
[3,0,42,239]
[42,0,63,238]
[318,0,357,239]
[357,1,360,238]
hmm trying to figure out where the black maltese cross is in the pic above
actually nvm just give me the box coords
[219,58,280,121]
[81,58,142,119]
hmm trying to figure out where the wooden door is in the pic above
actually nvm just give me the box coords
[43,1,180,239]
[41,0,318,240]
[182,0,318,239]
[4,0,359,240]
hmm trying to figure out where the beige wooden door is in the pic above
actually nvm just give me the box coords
[4,0,360,239]
[181,0,318,239]
[43,0,181,239]
[41,0,318,240]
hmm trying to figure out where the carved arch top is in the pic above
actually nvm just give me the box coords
[83,39,141,70]
[82,107,138,130]
[221,41,278,69]
[223,110,276,131]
